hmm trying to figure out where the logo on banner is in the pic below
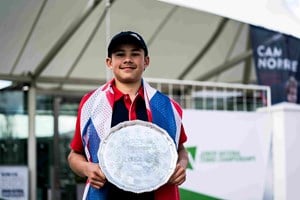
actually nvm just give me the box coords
[186,147,196,170]
[186,146,256,170]
[256,45,298,72]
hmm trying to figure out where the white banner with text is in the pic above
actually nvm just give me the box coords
[180,110,272,200]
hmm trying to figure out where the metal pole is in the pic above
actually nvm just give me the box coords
[106,0,112,81]
[52,97,61,200]
[28,85,37,200]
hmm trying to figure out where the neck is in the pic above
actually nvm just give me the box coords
[115,80,142,98]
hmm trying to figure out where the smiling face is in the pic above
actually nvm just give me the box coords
[106,44,150,86]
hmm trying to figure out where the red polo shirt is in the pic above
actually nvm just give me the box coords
[70,83,187,200]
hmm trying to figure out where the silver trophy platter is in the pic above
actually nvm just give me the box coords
[98,120,178,193]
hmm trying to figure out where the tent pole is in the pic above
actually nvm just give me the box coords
[196,50,253,81]
[105,0,112,81]
[178,18,229,80]
[28,85,37,200]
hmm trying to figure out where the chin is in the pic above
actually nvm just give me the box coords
[121,77,140,84]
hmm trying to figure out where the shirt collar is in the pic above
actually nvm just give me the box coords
[111,80,144,102]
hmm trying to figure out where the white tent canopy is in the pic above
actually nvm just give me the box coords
[0,0,258,93]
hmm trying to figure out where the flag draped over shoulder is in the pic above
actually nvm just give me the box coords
[79,79,182,200]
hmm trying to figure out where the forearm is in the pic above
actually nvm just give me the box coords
[168,143,188,185]
[177,144,188,168]
[68,150,89,178]
[68,150,107,189]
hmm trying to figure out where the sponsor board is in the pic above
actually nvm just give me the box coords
[180,110,272,200]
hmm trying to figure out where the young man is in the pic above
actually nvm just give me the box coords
[68,31,188,200]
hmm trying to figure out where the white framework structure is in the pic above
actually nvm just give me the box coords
[146,78,271,111]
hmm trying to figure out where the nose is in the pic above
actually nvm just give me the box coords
[123,55,133,64]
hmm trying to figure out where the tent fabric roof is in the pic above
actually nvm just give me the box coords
[0,0,255,92]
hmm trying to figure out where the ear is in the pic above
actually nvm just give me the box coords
[106,57,112,69]
[144,56,150,70]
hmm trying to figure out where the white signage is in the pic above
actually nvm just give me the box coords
[0,166,28,200]
[181,110,272,200]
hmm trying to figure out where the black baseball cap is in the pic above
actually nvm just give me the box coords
[107,31,148,57]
